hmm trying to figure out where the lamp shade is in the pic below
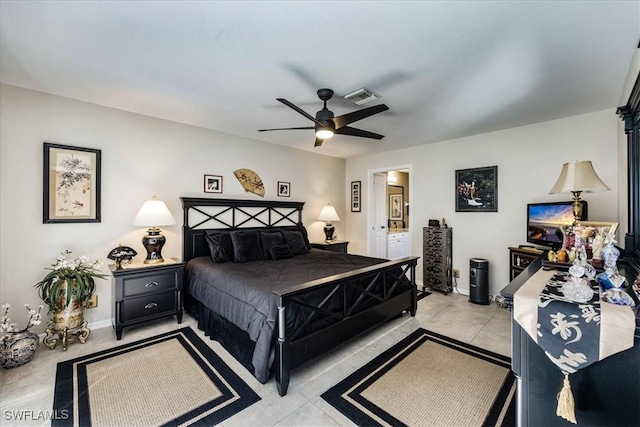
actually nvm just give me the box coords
[549,161,610,194]
[132,198,176,227]
[318,205,341,222]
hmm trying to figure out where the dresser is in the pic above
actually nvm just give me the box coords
[422,227,453,294]
[110,258,184,340]
[501,257,640,426]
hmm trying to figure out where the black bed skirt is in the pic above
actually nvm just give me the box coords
[187,295,265,382]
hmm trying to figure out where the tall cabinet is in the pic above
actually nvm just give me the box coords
[423,227,453,294]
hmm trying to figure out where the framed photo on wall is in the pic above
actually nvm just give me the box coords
[277,181,290,197]
[389,194,403,220]
[351,181,361,212]
[204,174,223,193]
[455,165,498,212]
[43,142,101,223]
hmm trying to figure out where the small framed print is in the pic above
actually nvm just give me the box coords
[389,194,403,220]
[351,181,361,212]
[277,181,290,197]
[204,175,223,193]
[43,142,101,223]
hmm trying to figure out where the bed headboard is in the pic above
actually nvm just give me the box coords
[180,197,305,262]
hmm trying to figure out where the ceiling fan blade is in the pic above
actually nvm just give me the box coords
[333,104,389,129]
[335,126,384,140]
[314,138,324,147]
[277,98,325,127]
[258,126,315,132]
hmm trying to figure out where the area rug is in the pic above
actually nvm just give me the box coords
[322,328,515,427]
[52,327,260,427]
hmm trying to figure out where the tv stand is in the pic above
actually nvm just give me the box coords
[508,246,544,281]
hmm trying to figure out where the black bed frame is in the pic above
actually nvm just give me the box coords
[181,197,418,396]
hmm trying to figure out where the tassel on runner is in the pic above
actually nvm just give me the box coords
[557,373,577,424]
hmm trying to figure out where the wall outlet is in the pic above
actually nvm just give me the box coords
[86,295,98,309]
[453,269,460,279]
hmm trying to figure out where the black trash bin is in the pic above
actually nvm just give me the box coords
[469,258,490,305]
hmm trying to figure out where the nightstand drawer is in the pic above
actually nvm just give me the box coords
[123,272,177,297]
[120,291,176,322]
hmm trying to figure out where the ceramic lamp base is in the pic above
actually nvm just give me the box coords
[142,228,166,264]
[323,224,335,241]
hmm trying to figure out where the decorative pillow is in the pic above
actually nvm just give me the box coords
[205,233,234,263]
[269,244,293,260]
[282,230,310,255]
[297,225,312,250]
[260,232,285,260]
[230,230,263,262]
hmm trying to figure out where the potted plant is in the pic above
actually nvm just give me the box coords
[0,303,43,368]
[35,249,106,349]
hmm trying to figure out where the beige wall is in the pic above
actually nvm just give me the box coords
[346,109,621,297]
[0,84,346,333]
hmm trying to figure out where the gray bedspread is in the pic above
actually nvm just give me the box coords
[186,249,388,383]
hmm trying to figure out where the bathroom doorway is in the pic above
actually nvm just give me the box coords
[367,166,411,259]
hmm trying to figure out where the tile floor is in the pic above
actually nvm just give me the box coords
[0,291,512,427]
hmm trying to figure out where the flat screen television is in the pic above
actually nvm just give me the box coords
[526,201,588,248]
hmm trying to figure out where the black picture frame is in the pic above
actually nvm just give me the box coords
[351,181,361,212]
[204,174,223,193]
[277,181,290,197]
[43,142,101,223]
[389,194,403,220]
[455,166,498,212]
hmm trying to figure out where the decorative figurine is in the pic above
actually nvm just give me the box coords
[107,245,137,269]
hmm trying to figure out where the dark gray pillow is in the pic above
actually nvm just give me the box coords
[205,233,234,263]
[282,230,309,255]
[230,230,262,262]
[260,232,284,260]
[270,244,293,260]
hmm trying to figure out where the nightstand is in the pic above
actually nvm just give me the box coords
[310,240,349,253]
[109,258,185,340]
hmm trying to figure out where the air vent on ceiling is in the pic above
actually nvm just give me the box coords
[343,87,379,105]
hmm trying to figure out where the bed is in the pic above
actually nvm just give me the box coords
[181,197,418,396]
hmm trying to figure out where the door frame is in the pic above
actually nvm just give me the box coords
[367,164,413,256]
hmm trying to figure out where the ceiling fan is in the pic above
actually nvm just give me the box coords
[258,88,389,147]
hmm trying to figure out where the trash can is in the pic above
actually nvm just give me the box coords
[469,258,490,305]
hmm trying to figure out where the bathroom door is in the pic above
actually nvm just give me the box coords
[370,172,387,258]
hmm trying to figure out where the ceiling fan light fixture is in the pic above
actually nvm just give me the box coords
[315,128,334,139]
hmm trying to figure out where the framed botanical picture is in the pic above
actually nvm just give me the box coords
[351,181,361,212]
[277,181,290,197]
[455,166,498,212]
[43,142,101,223]
[204,174,223,193]
[389,194,403,220]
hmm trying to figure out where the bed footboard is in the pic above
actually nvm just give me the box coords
[273,256,418,396]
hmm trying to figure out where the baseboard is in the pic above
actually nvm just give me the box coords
[88,319,113,330]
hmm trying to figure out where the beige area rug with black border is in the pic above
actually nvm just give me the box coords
[322,328,515,427]
[52,327,259,427]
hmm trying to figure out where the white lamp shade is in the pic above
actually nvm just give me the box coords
[318,205,341,222]
[132,198,177,227]
[549,161,610,194]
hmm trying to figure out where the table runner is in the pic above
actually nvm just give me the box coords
[514,269,635,424]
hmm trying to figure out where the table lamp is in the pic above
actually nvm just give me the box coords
[132,196,176,264]
[318,204,340,241]
[549,160,610,223]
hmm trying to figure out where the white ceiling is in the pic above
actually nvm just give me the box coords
[1,1,638,159]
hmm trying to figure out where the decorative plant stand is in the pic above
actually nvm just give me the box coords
[43,321,90,351]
